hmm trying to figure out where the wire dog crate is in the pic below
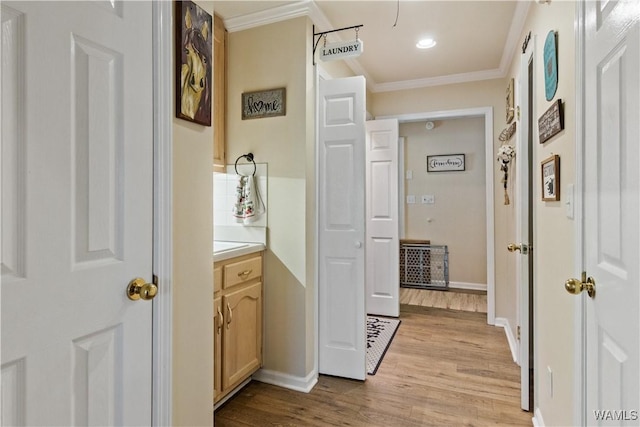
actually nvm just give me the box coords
[400,241,449,290]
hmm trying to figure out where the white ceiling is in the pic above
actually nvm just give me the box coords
[213,0,530,92]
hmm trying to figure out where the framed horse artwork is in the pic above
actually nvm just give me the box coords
[175,1,212,126]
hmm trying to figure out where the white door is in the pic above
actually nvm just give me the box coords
[365,119,399,317]
[318,76,366,380]
[583,1,640,424]
[1,2,154,425]
[516,40,535,412]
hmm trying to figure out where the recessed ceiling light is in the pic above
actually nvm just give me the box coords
[416,38,436,49]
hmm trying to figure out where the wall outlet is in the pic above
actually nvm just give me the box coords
[421,195,435,204]
[407,195,416,204]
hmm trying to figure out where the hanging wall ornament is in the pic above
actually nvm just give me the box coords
[497,144,516,205]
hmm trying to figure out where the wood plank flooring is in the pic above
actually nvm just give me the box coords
[400,287,487,313]
[215,304,531,426]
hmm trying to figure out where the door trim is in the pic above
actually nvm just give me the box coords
[377,107,496,325]
[517,35,535,411]
[573,1,586,425]
[152,2,173,426]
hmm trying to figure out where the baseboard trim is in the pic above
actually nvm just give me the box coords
[213,378,251,411]
[252,368,318,393]
[449,281,487,291]
[532,407,545,426]
[495,317,518,364]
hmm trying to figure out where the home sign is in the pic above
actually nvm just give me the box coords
[241,88,286,120]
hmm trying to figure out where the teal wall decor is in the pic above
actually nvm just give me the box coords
[543,30,558,101]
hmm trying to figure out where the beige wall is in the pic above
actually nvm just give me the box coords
[401,118,487,285]
[226,17,316,378]
[172,1,214,425]
[506,1,577,424]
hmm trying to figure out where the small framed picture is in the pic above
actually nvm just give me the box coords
[541,155,560,201]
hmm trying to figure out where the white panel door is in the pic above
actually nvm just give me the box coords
[365,119,399,317]
[584,1,639,424]
[1,2,154,425]
[318,76,366,380]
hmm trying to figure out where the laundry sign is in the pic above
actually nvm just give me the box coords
[319,39,363,62]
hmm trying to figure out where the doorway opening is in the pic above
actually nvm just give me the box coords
[378,108,496,325]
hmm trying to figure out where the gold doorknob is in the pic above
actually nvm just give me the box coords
[565,273,596,299]
[127,277,158,301]
[507,243,522,252]
[507,243,530,254]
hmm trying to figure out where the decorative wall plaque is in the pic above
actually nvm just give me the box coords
[538,99,564,144]
[241,87,286,120]
[506,78,515,124]
[427,154,465,172]
[543,30,558,101]
[541,154,560,201]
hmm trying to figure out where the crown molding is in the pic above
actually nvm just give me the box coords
[223,0,315,33]
[371,68,505,93]
[498,0,531,75]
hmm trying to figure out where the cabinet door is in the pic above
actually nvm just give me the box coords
[214,296,223,401]
[223,282,262,389]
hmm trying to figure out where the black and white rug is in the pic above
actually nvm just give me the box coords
[366,316,401,375]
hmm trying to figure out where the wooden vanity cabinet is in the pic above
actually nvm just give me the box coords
[213,252,263,404]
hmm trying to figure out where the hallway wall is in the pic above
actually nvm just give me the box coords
[506,1,577,425]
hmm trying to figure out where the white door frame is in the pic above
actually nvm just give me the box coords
[572,1,586,425]
[151,2,173,426]
[377,107,496,325]
[516,36,535,411]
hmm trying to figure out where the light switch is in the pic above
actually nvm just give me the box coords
[565,184,574,219]
[407,195,416,204]
[406,170,413,180]
[421,195,435,204]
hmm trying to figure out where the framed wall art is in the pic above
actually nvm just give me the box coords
[538,99,564,143]
[175,1,212,126]
[241,88,286,120]
[506,78,515,124]
[541,154,560,201]
[427,154,465,172]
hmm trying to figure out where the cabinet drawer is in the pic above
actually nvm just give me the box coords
[214,265,223,294]
[223,256,262,289]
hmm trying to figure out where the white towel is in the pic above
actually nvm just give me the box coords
[232,175,265,224]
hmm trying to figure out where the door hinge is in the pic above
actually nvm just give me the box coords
[517,325,521,341]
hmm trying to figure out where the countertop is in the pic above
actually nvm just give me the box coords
[213,241,266,263]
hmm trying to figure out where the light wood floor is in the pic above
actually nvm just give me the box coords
[215,304,530,426]
[400,287,488,313]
